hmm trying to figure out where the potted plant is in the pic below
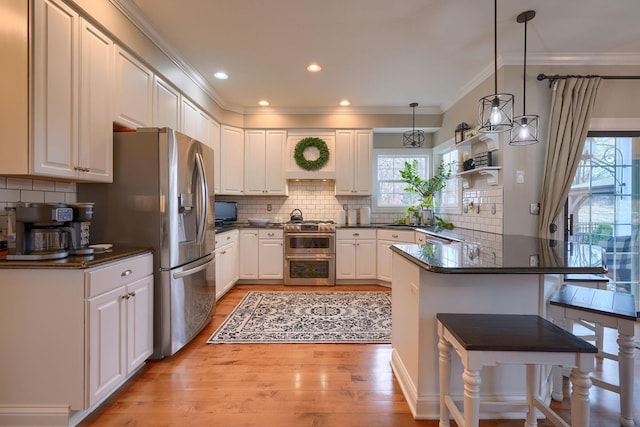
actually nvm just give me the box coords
[399,160,453,226]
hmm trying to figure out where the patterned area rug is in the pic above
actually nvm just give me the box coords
[207,291,392,344]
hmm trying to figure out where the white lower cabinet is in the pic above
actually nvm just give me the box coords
[0,252,153,426]
[376,229,415,282]
[215,229,239,299]
[239,228,284,281]
[87,265,153,406]
[336,228,377,280]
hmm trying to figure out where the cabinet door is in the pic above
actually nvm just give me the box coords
[220,125,245,195]
[259,239,284,279]
[355,239,377,279]
[32,0,78,179]
[334,130,354,195]
[113,45,153,129]
[336,239,357,279]
[239,230,259,279]
[244,130,267,195]
[264,130,287,195]
[211,119,221,193]
[126,275,153,374]
[88,286,126,406]
[353,130,373,194]
[153,75,180,130]
[377,240,393,282]
[181,97,200,140]
[78,18,113,182]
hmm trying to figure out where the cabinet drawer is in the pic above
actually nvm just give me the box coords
[215,229,238,247]
[86,253,153,297]
[259,229,283,239]
[377,229,414,242]
[336,228,376,240]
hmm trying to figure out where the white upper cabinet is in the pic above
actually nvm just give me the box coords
[181,96,200,140]
[113,45,153,129]
[78,18,113,182]
[244,130,287,196]
[152,75,180,130]
[219,125,245,195]
[30,0,113,182]
[210,119,221,194]
[335,130,373,195]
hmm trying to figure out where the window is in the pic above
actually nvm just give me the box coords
[437,146,461,213]
[373,149,429,211]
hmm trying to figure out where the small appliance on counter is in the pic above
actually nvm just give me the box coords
[7,202,74,260]
[66,202,95,255]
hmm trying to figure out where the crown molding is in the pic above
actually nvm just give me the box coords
[501,52,640,66]
[243,105,443,115]
[108,0,242,114]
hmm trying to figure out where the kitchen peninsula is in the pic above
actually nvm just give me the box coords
[389,233,606,420]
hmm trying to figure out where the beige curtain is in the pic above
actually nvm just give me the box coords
[538,77,601,239]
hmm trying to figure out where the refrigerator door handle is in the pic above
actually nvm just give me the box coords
[172,253,215,279]
[194,151,208,247]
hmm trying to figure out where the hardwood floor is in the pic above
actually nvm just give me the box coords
[80,285,639,427]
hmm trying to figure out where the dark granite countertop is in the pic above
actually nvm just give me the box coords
[0,247,153,269]
[391,234,607,274]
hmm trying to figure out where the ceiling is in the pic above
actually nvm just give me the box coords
[119,0,640,115]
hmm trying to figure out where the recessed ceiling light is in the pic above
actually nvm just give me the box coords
[214,71,229,80]
[339,100,351,106]
[258,100,269,106]
[306,63,322,73]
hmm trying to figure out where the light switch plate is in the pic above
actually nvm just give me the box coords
[530,203,540,215]
[516,170,525,184]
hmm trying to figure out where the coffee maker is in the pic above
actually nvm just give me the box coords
[7,202,74,260]
[66,202,95,255]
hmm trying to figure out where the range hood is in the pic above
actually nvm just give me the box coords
[285,132,336,180]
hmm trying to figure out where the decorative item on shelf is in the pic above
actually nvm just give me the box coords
[510,10,540,145]
[403,102,425,148]
[454,122,472,144]
[478,0,514,133]
[463,158,475,171]
[294,137,330,170]
[473,151,492,168]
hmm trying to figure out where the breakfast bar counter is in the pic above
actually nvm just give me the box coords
[389,234,606,420]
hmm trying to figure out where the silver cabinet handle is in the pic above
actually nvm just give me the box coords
[128,291,136,297]
[353,233,360,236]
[392,234,399,238]
[121,269,132,277]
[121,294,130,300]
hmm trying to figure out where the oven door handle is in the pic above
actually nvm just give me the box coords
[285,254,334,260]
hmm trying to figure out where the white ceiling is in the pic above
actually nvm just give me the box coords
[120,0,640,115]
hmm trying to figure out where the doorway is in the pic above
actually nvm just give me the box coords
[566,132,639,314]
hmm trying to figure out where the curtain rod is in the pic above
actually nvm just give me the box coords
[537,73,640,87]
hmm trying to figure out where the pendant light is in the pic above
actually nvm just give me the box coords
[510,10,539,145]
[403,102,425,148]
[478,0,513,133]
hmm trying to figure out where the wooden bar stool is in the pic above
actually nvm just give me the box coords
[564,273,610,351]
[549,284,637,427]
[437,313,597,427]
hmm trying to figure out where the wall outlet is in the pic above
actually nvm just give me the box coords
[267,204,272,212]
[516,170,525,184]
[530,203,540,215]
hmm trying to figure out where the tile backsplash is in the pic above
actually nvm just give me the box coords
[0,177,77,238]
[0,176,504,236]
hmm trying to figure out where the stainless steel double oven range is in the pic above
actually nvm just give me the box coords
[283,221,336,286]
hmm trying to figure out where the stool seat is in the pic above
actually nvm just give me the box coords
[437,313,597,427]
[550,284,636,320]
[437,313,598,353]
[549,284,637,427]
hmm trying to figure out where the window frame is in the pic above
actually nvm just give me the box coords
[372,148,431,214]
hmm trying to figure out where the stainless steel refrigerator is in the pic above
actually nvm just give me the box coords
[78,128,215,358]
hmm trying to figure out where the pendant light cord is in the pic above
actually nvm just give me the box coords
[522,17,527,115]
[493,0,497,93]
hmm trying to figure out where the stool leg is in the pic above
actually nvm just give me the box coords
[618,332,635,427]
[462,369,481,427]
[438,336,452,427]
[525,364,539,427]
[550,313,569,402]
[569,368,592,427]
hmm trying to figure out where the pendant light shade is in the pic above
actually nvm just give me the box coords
[403,102,425,148]
[510,10,539,145]
[478,0,513,133]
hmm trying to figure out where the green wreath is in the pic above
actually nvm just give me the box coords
[294,137,330,171]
